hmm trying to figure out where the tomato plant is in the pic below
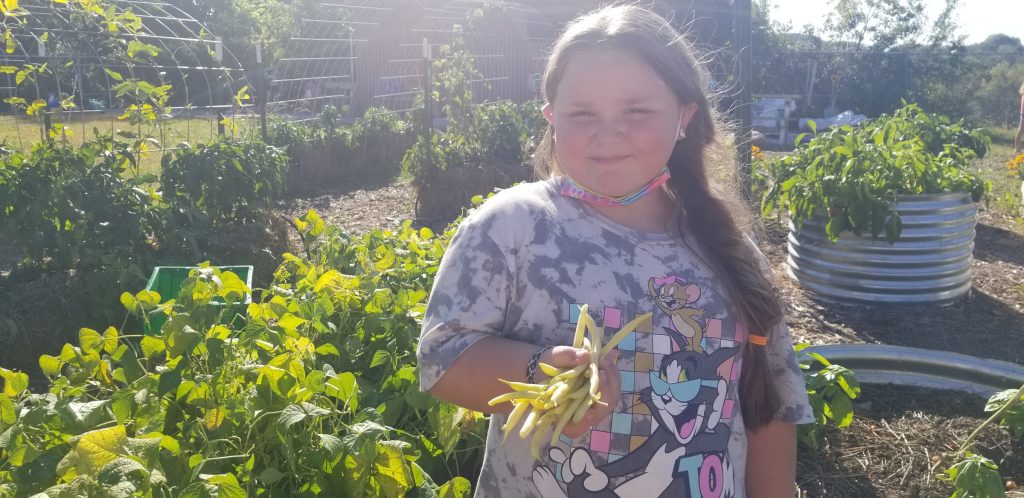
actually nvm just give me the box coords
[794,343,861,450]
[757,103,990,243]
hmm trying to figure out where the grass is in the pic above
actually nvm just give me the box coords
[974,127,1023,222]
[0,112,262,177]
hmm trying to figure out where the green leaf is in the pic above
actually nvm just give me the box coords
[179,482,216,498]
[0,393,16,426]
[0,369,28,397]
[79,328,104,353]
[158,369,182,397]
[140,336,165,359]
[324,372,359,413]
[203,473,246,498]
[257,466,285,485]
[318,433,344,458]
[374,441,414,496]
[111,390,134,424]
[120,292,140,315]
[104,68,123,81]
[102,327,119,354]
[428,403,462,457]
[314,270,343,292]
[56,425,128,480]
[943,453,1005,498]
[277,402,332,432]
[126,40,159,59]
[24,99,45,115]
[438,477,472,498]
[315,343,340,357]
[830,394,854,428]
[370,349,390,369]
[277,313,306,336]
[97,457,148,488]
[60,400,110,431]
[39,355,62,377]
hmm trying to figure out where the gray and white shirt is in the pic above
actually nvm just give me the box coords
[418,179,814,498]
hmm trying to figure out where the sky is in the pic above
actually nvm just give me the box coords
[768,0,1021,45]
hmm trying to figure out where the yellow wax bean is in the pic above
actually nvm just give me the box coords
[572,304,590,348]
[551,363,587,383]
[581,312,598,342]
[602,312,653,356]
[530,413,558,460]
[589,362,600,397]
[519,406,540,439]
[550,394,588,446]
[488,391,541,406]
[567,386,589,400]
[549,382,572,406]
[503,401,529,443]
[571,392,593,423]
[539,362,563,377]
[499,379,547,392]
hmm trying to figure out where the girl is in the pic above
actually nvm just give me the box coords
[418,5,813,497]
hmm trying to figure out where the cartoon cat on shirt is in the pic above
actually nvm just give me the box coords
[532,325,738,497]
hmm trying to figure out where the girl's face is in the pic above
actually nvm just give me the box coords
[543,48,698,199]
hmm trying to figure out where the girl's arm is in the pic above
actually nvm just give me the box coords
[745,420,798,498]
[427,335,620,439]
[427,336,563,414]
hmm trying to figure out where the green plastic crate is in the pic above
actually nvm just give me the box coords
[143,265,253,335]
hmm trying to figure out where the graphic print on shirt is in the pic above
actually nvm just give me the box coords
[532,276,742,497]
[649,275,706,353]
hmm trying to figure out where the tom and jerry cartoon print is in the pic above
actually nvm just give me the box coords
[531,275,743,498]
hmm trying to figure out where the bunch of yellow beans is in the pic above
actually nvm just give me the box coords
[489,304,653,459]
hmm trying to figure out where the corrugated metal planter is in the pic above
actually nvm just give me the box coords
[787,193,977,304]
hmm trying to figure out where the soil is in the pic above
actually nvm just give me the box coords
[272,180,1024,498]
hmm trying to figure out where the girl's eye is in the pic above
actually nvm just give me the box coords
[628,109,652,115]
[570,111,594,118]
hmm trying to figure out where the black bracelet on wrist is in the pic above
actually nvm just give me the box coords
[526,346,552,384]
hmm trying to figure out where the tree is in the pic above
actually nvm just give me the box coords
[975,62,1024,127]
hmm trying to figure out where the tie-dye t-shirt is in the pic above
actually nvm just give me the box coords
[418,179,814,498]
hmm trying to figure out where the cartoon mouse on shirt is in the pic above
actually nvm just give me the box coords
[531,327,737,498]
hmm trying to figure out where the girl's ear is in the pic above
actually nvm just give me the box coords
[542,102,554,125]
[678,102,699,132]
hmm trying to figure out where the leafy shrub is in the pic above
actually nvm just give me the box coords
[346,107,416,183]
[939,385,1024,498]
[161,138,288,227]
[0,213,482,497]
[472,101,529,166]
[268,107,414,192]
[795,343,861,450]
[757,103,990,243]
[0,135,163,276]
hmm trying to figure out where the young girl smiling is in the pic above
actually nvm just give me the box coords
[418,5,813,497]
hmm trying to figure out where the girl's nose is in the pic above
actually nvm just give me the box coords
[592,118,625,140]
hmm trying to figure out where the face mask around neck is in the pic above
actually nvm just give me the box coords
[559,166,671,206]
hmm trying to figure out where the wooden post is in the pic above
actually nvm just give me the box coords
[734,0,753,200]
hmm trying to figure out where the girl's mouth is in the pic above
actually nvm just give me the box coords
[589,155,629,165]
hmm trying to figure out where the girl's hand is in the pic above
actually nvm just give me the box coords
[541,347,621,439]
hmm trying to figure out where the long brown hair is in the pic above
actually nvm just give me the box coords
[533,5,784,430]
